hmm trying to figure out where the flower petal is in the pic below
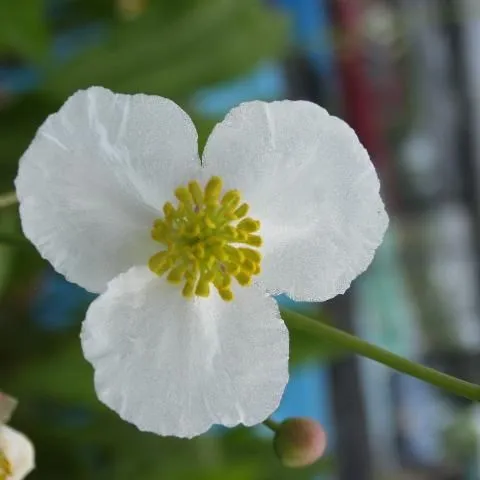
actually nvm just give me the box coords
[202,100,388,301]
[81,266,289,438]
[16,87,200,293]
[1,426,35,480]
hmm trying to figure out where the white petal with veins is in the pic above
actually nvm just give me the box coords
[81,266,289,438]
[202,100,388,301]
[16,87,201,293]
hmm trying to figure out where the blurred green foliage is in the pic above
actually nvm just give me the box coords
[0,0,288,191]
[43,0,287,100]
[0,0,50,61]
[0,1,339,478]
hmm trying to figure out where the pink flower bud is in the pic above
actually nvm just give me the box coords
[273,417,327,468]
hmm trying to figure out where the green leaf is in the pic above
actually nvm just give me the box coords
[43,0,286,99]
[5,340,99,408]
[0,0,50,61]
[0,94,60,192]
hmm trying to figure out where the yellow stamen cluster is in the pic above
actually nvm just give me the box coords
[0,449,11,480]
[149,176,262,301]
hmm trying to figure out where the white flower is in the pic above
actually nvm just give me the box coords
[15,87,388,438]
[0,426,34,480]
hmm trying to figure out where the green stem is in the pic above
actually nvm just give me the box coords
[0,192,17,209]
[263,418,281,433]
[280,307,480,401]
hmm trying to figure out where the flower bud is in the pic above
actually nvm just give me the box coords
[0,393,17,426]
[273,417,327,468]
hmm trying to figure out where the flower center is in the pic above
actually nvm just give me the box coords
[149,176,262,301]
[0,449,11,480]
